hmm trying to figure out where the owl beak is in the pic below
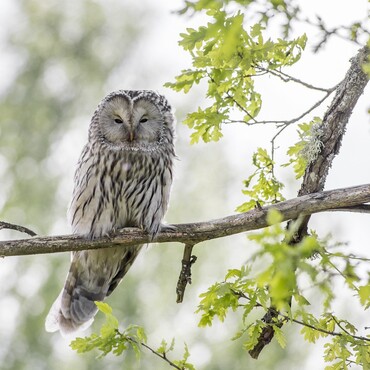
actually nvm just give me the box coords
[129,130,135,142]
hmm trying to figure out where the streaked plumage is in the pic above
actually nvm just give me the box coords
[45,90,175,335]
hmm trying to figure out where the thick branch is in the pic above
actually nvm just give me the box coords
[300,46,369,196]
[0,184,369,257]
[288,46,370,242]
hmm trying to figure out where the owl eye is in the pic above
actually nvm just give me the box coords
[139,117,148,123]
[114,118,123,124]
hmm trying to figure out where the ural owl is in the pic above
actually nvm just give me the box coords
[45,90,175,335]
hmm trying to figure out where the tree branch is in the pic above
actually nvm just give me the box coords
[225,87,335,127]
[255,65,335,92]
[126,336,183,370]
[236,291,370,343]
[328,204,370,213]
[176,243,197,303]
[299,46,369,196]
[0,184,369,257]
[0,221,37,237]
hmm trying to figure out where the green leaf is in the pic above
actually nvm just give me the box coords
[266,208,283,225]
[236,199,259,212]
[301,325,321,343]
[244,322,263,351]
[269,269,296,307]
[156,338,175,354]
[237,147,285,211]
[298,312,322,343]
[273,326,287,348]
[250,23,263,38]
[136,326,147,343]
[95,301,113,315]
[358,285,370,308]
[173,343,196,370]
[164,69,205,93]
[294,293,311,306]
[225,269,242,280]
[179,27,208,51]
[96,302,119,338]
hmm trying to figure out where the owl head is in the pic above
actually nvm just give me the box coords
[89,90,175,151]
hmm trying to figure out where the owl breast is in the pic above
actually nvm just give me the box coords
[68,144,173,239]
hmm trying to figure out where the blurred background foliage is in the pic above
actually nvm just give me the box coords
[0,0,367,369]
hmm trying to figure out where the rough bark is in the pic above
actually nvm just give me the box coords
[293,45,370,239]
[0,183,369,257]
[299,46,370,196]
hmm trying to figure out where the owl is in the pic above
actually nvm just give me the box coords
[45,90,175,335]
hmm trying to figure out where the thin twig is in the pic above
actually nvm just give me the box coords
[325,253,370,262]
[331,316,356,338]
[126,337,183,370]
[209,65,335,128]
[298,15,368,51]
[255,66,334,92]
[224,119,251,125]
[269,87,336,156]
[236,291,370,343]
[225,91,258,123]
[236,86,335,129]
[289,316,369,342]
[0,221,37,237]
[206,70,258,123]
[323,257,360,293]
[278,87,335,128]
[226,86,334,128]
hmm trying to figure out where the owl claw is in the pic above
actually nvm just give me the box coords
[160,223,177,233]
[104,228,117,240]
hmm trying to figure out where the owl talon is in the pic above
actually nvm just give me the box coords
[104,228,117,240]
[160,224,177,233]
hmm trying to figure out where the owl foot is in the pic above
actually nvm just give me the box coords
[160,223,177,233]
[104,228,118,240]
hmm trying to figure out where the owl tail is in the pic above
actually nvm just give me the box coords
[45,255,108,336]
[45,247,141,337]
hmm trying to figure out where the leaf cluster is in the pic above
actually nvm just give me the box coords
[237,117,327,211]
[165,1,307,144]
[196,210,370,367]
[70,302,195,370]
[70,302,146,359]
[299,312,370,370]
[179,0,301,37]
[236,148,285,212]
